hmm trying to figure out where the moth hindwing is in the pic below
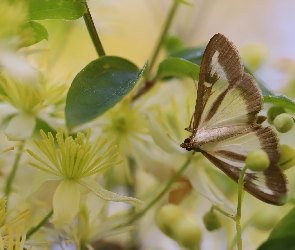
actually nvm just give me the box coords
[180,33,287,205]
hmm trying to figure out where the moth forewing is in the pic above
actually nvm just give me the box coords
[181,33,288,205]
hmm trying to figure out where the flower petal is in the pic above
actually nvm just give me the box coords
[51,180,80,227]
[186,166,235,213]
[131,140,172,182]
[27,170,61,198]
[37,109,65,131]
[0,102,18,121]
[78,178,143,210]
[4,113,36,141]
[148,114,182,154]
[0,50,39,82]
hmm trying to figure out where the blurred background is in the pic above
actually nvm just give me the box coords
[33,0,295,92]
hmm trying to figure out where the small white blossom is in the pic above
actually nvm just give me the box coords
[26,128,143,227]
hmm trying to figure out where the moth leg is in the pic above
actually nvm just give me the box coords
[185,111,195,132]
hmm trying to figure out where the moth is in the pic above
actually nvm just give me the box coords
[180,33,287,205]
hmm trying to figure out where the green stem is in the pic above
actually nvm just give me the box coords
[235,165,248,250]
[212,205,234,220]
[229,216,253,250]
[125,153,193,225]
[4,141,24,197]
[27,209,54,239]
[83,2,105,57]
[146,0,180,78]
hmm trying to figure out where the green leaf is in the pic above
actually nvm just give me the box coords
[28,0,86,20]
[264,95,295,113]
[21,21,48,47]
[164,36,184,54]
[257,207,295,250]
[157,58,200,81]
[168,47,205,66]
[65,56,146,129]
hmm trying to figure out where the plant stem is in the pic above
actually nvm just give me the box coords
[146,0,180,78]
[124,153,193,225]
[83,2,105,57]
[27,209,54,239]
[235,166,248,250]
[132,78,155,101]
[229,217,252,250]
[4,141,24,198]
[212,205,234,220]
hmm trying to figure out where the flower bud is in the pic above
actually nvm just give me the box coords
[173,219,202,249]
[155,204,202,248]
[155,204,185,238]
[274,113,294,133]
[279,144,295,171]
[252,209,279,231]
[203,210,222,231]
[245,150,270,171]
[267,106,285,124]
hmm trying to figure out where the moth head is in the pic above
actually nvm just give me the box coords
[180,137,194,151]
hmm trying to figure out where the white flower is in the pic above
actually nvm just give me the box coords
[26,128,143,227]
[0,74,67,141]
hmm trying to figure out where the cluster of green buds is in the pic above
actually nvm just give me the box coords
[245,146,295,174]
[155,204,202,249]
[267,106,295,171]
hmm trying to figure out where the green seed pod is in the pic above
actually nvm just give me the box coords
[155,204,202,248]
[267,106,285,124]
[203,210,222,231]
[279,144,295,171]
[155,204,184,238]
[274,113,294,133]
[245,150,270,171]
[174,219,202,249]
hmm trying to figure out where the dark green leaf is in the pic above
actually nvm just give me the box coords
[65,56,146,129]
[157,58,200,81]
[264,95,295,113]
[168,47,205,66]
[21,21,48,46]
[257,238,295,250]
[28,0,86,20]
[257,207,295,250]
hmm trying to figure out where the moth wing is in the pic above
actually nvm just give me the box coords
[193,33,262,130]
[200,125,287,205]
